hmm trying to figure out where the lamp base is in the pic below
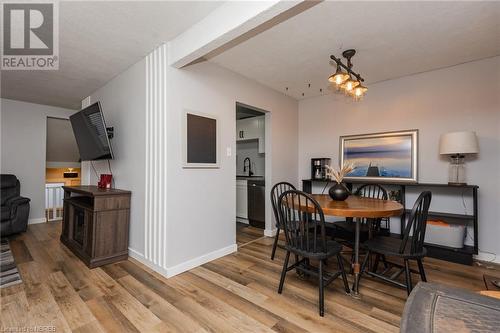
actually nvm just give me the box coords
[448,155,466,186]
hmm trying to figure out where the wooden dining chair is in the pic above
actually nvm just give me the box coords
[277,190,350,316]
[270,182,296,260]
[359,191,432,295]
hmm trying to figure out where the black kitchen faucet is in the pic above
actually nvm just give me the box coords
[243,157,254,177]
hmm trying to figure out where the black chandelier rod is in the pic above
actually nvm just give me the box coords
[330,55,365,83]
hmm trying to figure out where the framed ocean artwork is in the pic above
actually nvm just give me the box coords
[340,129,418,183]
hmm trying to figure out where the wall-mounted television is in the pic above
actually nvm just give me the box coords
[70,102,114,161]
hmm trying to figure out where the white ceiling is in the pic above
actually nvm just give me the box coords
[2,1,223,109]
[209,1,500,100]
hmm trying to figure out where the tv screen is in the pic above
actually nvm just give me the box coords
[70,102,114,161]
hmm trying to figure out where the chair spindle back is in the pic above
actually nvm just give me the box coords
[278,190,327,254]
[270,182,296,228]
[355,184,388,227]
[355,184,388,200]
[400,191,432,255]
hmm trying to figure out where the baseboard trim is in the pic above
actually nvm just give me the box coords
[264,228,276,237]
[128,247,169,277]
[128,244,237,279]
[29,218,46,224]
[475,251,500,265]
[236,217,249,224]
[128,247,145,261]
[165,243,237,278]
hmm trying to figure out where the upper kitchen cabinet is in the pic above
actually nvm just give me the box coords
[236,115,265,153]
[237,116,260,140]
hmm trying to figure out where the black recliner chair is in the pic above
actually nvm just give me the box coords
[1,175,30,236]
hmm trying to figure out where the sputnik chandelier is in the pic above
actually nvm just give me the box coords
[328,49,367,101]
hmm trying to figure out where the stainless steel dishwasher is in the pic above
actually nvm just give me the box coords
[247,179,265,229]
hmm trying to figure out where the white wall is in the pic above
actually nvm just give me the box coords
[81,45,298,276]
[165,58,298,269]
[46,117,80,163]
[298,56,500,261]
[236,140,265,176]
[83,58,147,256]
[0,99,76,223]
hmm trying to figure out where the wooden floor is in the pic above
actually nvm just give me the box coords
[2,221,499,333]
[236,222,264,247]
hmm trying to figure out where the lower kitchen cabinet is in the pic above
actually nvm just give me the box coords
[236,180,248,219]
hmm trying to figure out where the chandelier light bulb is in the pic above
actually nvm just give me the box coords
[351,82,368,101]
[328,65,349,86]
[354,83,367,96]
[341,76,359,92]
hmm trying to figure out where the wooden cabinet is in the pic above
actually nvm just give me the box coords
[258,120,265,154]
[237,117,259,140]
[236,116,265,153]
[236,180,248,219]
[61,186,131,268]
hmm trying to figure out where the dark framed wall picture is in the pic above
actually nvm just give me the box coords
[340,129,418,183]
[183,110,219,168]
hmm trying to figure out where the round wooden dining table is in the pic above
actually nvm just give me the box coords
[309,194,404,296]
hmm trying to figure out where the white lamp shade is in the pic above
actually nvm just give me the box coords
[439,131,479,155]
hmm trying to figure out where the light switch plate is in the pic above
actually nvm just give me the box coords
[226,147,232,157]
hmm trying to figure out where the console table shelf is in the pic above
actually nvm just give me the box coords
[302,179,479,265]
[405,210,474,221]
[60,186,131,268]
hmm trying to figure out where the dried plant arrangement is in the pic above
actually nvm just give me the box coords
[325,162,355,183]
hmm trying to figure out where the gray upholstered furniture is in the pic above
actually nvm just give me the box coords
[1,174,30,236]
[401,282,500,333]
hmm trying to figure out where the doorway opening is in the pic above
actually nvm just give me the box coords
[235,102,269,247]
[45,117,81,222]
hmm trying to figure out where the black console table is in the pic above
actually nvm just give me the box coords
[302,179,478,265]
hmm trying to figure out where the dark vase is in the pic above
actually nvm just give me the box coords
[328,182,349,201]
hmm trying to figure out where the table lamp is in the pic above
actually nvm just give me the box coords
[439,131,479,185]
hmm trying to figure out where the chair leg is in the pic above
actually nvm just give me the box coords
[372,254,380,273]
[271,227,280,260]
[360,250,370,273]
[417,259,427,282]
[318,259,324,317]
[349,252,355,274]
[337,254,351,294]
[357,250,371,287]
[278,251,290,294]
[294,254,303,277]
[381,254,389,269]
[404,259,413,295]
[367,252,372,273]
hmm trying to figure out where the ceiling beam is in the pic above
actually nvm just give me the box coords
[168,0,320,68]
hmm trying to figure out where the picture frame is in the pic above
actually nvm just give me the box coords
[340,129,418,183]
[182,110,219,168]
